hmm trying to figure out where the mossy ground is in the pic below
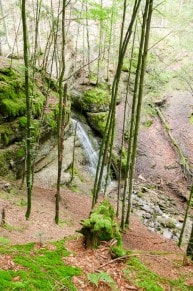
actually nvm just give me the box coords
[0,239,80,290]
[124,257,192,291]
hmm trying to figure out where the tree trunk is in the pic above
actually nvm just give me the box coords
[187,221,193,257]
[22,0,33,220]
[55,0,66,224]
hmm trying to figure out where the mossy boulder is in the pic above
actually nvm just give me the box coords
[0,64,45,120]
[71,83,111,113]
[79,200,122,248]
[0,57,65,178]
[87,111,108,137]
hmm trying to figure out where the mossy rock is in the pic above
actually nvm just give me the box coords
[0,117,28,148]
[87,111,108,136]
[79,200,122,248]
[0,144,25,178]
[0,60,45,120]
[71,83,111,113]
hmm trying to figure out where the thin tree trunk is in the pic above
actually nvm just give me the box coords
[117,21,137,217]
[55,0,66,224]
[178,185,193,247]
[92,0,142,207]
[125,0,154,226]
[187,221,193,257]
[22,0,33,220]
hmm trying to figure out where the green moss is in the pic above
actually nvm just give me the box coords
[87,111,108,136]
[125,257,164,290]
[0,151,11,176]
[122,50,138,73]
[18,116,27,128]
[0,65,45,119]
[0,239,80,290]
[124,256,191,291]
[83,86,110,111]
[110,246,126,259]
[0,124,14,146]
[80,200,122,248]
[72,83,111,113]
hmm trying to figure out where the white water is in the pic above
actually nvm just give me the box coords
[72,118,114,193]
[72,119,99,175]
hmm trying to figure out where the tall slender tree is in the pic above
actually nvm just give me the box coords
[125,0,154,227]
[55,0,67,224]
[92,0,142,207]
[21,0,33,220]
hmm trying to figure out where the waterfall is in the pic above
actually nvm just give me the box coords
[72,118,113,193]
[72,119,98,175]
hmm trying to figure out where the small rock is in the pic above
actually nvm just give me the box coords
[178,216,184,223]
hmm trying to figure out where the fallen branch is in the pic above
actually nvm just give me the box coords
[96,254,140,271]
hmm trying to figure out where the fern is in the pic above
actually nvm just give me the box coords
[87,271,116,288]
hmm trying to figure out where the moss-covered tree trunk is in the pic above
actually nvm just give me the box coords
[22,0,33,220]
[80,200,122,249]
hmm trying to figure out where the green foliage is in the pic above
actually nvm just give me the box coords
[87,271,116,288]
[80,200,122,248]
[0,239,80,290]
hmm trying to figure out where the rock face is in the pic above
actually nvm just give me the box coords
[0,57,61,179]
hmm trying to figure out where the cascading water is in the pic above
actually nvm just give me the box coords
[72,119,99,176]
[72,118,111,190]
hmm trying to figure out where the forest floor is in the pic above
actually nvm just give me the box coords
[0,180,193,290]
